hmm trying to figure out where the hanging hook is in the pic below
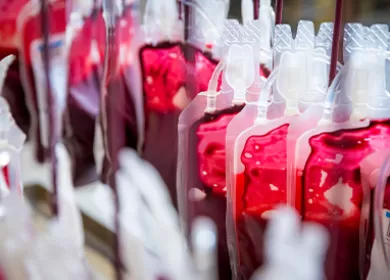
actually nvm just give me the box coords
[329,0,344,86]
[253,0,259,19]
[275,0,283,24]
[40,0,59,217]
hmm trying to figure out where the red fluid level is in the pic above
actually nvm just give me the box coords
[299,121,390,280]
[234,124,289,280]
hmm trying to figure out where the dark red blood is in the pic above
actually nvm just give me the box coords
[185,105,245,280]
[140,43,220,206]
[234,124,289,280]
[197,113,240,195]
[300,120,390,280]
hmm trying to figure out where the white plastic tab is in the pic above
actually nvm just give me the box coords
[225,44,255,104]
[273,21,335,111]
[316,22,334,57]
[295,20,315,50]
[273,24,293,68]
[342,24,389,119]
[221,19,243,48]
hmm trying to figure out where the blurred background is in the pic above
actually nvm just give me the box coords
[140,0,390,32]
[228,0,390,29]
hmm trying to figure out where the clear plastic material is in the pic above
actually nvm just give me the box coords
[227,21,335,280]
[292,23,390,280]
[177,39,255,279]
[178,13,276,275]
[18,0,66,164]
[138,0,227,206]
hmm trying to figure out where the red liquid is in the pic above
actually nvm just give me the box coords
[21,1,66,162]
[234,124,289,280]
[140,43,219,206]
[299,121,390,280]
[186,105,245,279]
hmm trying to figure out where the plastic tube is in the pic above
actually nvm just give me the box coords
[255,67,280,123]
[205,60,225,113]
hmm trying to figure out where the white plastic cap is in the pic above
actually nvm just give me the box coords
[344,50,378,118]
[225,44,255,104]
[277,51,307,115]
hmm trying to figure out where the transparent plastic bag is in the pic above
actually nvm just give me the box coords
[18,0,67,163]
[293,24,390,280]
[137,0,227,205]
[228,21,335,279]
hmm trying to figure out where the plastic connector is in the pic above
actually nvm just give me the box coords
[225,44,255,104]
[277,51,307,115]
